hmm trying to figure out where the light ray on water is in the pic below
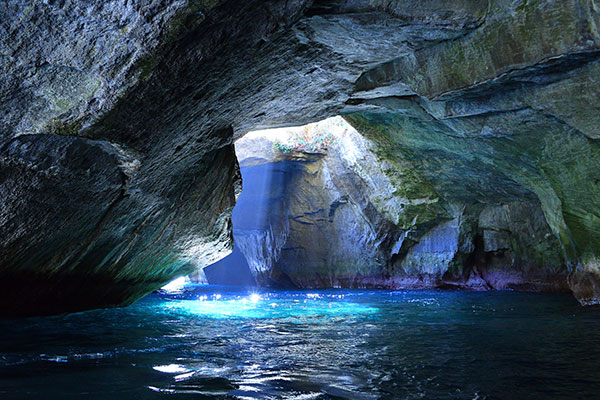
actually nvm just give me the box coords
[0,284,591,399]
[161,289,377,319]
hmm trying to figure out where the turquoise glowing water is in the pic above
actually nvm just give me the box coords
[1,285,600,399]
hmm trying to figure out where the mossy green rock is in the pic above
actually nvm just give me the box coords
[231,124,568,291]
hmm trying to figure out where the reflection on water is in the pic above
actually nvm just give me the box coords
[163,290,376,320]
[1,284,600,399]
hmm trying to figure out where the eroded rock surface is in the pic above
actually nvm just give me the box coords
[0,133,238,316]
[229,120,569,292]
[1,0,600,314]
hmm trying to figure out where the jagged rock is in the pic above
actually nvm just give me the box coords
[228,120,569,292]
[1,0,600,314]
[0,132,238,316]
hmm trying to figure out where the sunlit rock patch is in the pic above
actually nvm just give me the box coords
[205,117,569,292]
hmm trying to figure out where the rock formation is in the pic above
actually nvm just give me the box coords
[229,119,569,292]
[1,0,600,315]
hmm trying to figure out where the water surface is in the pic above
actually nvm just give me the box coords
[1,284,599,399]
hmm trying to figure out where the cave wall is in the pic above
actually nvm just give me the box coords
[231,122,569,292]
[340,0,600,302]
[1,0,600,314]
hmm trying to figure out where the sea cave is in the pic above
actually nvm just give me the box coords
[2,0,600,398]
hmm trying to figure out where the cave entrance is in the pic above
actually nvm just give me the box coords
[163,110,571,295]
[186,116,357,288]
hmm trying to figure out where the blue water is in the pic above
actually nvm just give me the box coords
[1,285,600,399]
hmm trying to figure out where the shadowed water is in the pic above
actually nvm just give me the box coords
[1,284,600,399]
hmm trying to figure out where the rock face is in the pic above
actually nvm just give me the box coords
[0,133,238,316]
[230,120,569,292]
[2,0,600,315]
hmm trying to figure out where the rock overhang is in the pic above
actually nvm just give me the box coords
[1,0,600,315]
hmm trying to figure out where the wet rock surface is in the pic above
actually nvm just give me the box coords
[1,0,600,314]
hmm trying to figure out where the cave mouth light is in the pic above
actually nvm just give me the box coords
[158,116,375,318]
[192,116,357,288]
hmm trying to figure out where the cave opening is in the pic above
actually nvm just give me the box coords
[178,116,356,288]
[5,0,600,398]
[181,115,570,295]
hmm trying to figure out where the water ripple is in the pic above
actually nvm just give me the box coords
[0,285,596,399]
